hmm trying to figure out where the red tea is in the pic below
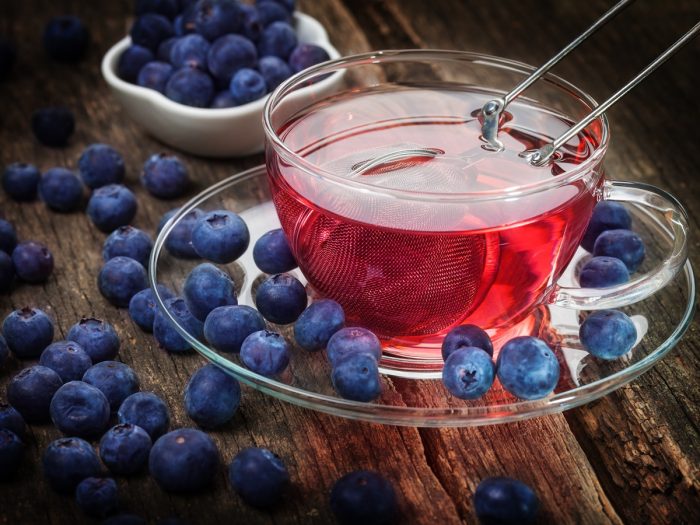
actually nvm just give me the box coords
[267,85,602,343]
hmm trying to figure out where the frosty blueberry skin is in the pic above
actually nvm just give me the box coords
[474,477,539,525]
[6,366,62,423]
[442,347,495,400]
[184,364,241,429]
[38,167,82,211]
[103,226,154,268]
[240,330,290,377]
[580,201,632,253]
[75,477,119,518]
[579,309,637,360]
[39,340,93,382]
[49,381,111,439]
[252,228,297,274]
[166,66,215,107]
[153,297,204,353]
[159,207,204,259]
[441,324,493,361]
[78,143,125,189]
[0,218,16,253]
[130,13,175,52]
[11,241,54,283]
[193,0,244,40]
[496,336,560,400]
[100,423,153,475]
[128,285,176,332]
[593,229,645,272]
[0,403,27,441]
[293,299,345,352]
[183,263,237,322]
[2,162,41,201]
[229,447,290,508]
[230,68,266,104]
[288,43,330,73]
[192,210,250,263]
[98,256,148,307]
[330,470,397,525]
[42,437,102,493]
[203,305,266,354]
[331,353,381,402]
[67,318,121,363]
[118,392,171,440]
[0,428,24,481]
[2,307,54,359]
[87,184,138,233]
[578,256,630,288]
[170,33,210,69]
[207,34,257,84]
[118,45,155,82]
[326,327,381,367]
[141,153,190,199]
[254,273,307,325]
[83,361,140,413]
[257,21,297,59]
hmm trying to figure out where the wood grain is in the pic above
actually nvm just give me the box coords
[1,1,698,524]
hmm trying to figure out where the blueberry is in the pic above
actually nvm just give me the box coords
[184,364,241,429]
[593,229,645,272]
[31,107,75,147]
[11,241,54,283]
[3,162,41,201]
[229,447,289,508]
[442,347,495,400]
[78,144,126,189]
[193,0,243,40]
[137,61,174,93]
[103,226,154,268]
[153,297,204,352]
[240,330,290,377]
[258,22,297,59]
[0,403,27,441]
[135,0,179,19]
[67,318,121,363]
[141,153,190,199]
[100,423,152,475]
[210,90,239,108]
[50,381,111,438]
[39,167,83,211]
[257,56,292,91]
[330,470,397,525]
[128,285,176,332]
[157,37,177,62]
[118,392,170,440]
[173,15,187,36]
[6,366,62,423]
[578,256,630,288]
[207,34,257,84]
[230,68,267,104]
[203,305,266,353]
[165,67,215,107]
[2,307,54,359]
[170,34,210,70]
[256,2,291,26]
[43,16,89,62]
[149,428,220,492]
[474,477,539,525]
[88,184,138,233]
[257,0,295,13]
[102,515,147,525]
[239,4,263,41]
[130,14,175,52]
[288,44,330,73]
[581,201,632,253]
[192,210,250,263]
[0,38,16,80]
[0,333,7,365]
[42,437,102,493]
[0,429,24,481]
[496,337,560,400]
[83,361,140,413]
[579,309,637,360]
[183,263,237,321]
[255,273,306,324]
[441,324,493,361]
[75,477,119,518]
[331,353,381,402]
[160,207,204,259]
[98,256,148,307]
[0,251,13,292]
[0,218,17,253]
[118,45,155,83]
[39,340,93,382]
[293,299,344,352]
[326,327,381,367]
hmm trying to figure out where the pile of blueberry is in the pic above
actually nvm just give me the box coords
[119,0,331,108]
[0,216,54,291]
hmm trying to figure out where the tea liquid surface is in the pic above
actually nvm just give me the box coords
[269,85,602,340]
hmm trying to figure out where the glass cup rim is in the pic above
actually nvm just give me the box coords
[262,49,611,203]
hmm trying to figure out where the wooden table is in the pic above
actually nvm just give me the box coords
[1,1,698,523]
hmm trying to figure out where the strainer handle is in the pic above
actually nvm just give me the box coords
[550,180,688,309]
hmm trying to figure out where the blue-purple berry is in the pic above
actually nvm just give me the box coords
[2,307,54,359]
[0,334,7,365]
[6,366,62,423]
[130,13,175,52]
[442,347,495,399]
[257,0,295,13]
[330,470,397,525]
[257,56,291,91]
[98,256,148,307]
[0,403,26,441]
[32,107,75,147]
[39,167,83,211]
[142,153,190,199]
[11,241,54,283]
[160,208,204,259]
[191,210,250,263]
[184,364,241,429]
[474,477,539,525]
[183,263,237,322]
[256,1,291,26]
[50,381,111,438]
[230,68,267,104]
[137,61,174,93]
[149,428,220,492]
[579,256,630,288]
[157,37,178,61]
[203,305,266,353]
[170,34,210,70]
[135,0,179,19]
[326,327,381,367]
[42,437,102,493]
[441,324,493,361]
[207,34,257,84]
[288,43,330,73]
[193,0,243,40]
[293,299,344,352]
[103,226,154,268]
[579,309,637,360]
[83,361,140,413]
[257,21,297,59]
[229,447,289,508]
[240,330,290,377]
[255,273,306,324]
[118,45,155,82]
[3,162,40,201]
[0,428,23,481]
[39,340,93,382]
[210,90,239,108]
[153,297,203,352]
[496,337,560,400]
[75,477,119,518]
[239,4,263,41]
[165,67,215,107]
[67,318,121,363]
[43,16,89,62]
[0,218,17,254]
[118,392,170,440]
[87,184,138,233]
[331,353,381,402]
[78,144,125,189]
[128,285,176,332]
[100,423,152,475]
[581,201,632,253]
[593,229,645,272]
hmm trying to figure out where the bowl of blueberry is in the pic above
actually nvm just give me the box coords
[102,0,341,158]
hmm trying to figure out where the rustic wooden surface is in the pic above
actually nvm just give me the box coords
[1,0,698,523]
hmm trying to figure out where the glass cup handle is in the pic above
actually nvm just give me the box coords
[550,180,689,310]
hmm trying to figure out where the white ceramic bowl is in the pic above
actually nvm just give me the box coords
[101,13,341,158]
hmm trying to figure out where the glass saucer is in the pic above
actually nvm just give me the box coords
[150,165,696,427]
